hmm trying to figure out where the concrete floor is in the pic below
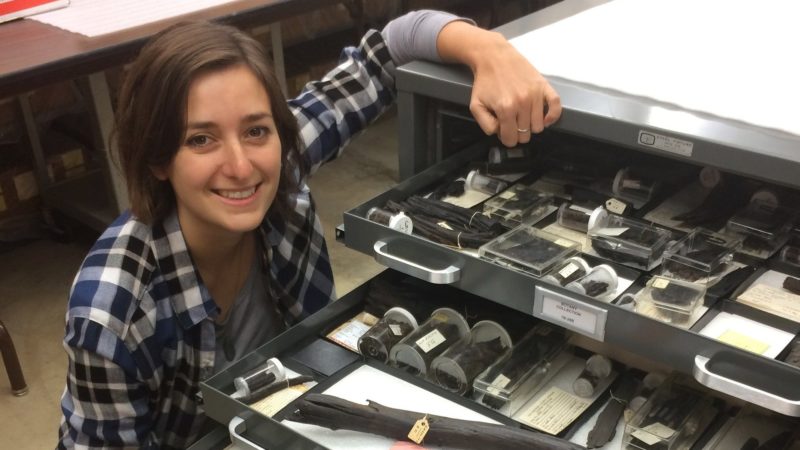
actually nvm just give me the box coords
[0,108,399,449]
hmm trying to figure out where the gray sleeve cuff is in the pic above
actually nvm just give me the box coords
[381,10,476,67]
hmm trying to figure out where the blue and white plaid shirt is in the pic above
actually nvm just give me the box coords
[57,29,395,449]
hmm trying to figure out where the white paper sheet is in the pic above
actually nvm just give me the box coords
[281,364,498,450]
[29,0,240,37]
[510,0,800,137]
[699,311,795,358]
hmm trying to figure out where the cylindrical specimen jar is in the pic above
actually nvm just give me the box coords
[572,354,613,398]
[465,170,508,195]
[357,307,418,363]
[367,207,413,234]
[389,308,470,377]
[431,320,512,395]
[557,203,607,233]
[565,264,619,299]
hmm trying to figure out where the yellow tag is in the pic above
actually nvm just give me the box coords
[407,415,430,444]
[718,330,770,354]
[652,278,670,289]
[61,149,85,170]
[605,198,627,215]
[554,238,574,247]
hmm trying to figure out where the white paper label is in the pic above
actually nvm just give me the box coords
[389,324,403,336]
[491,373,512,389]
[597,226,629,237]
[499,190,516,200]
[517,387,592,434]
[541,296,598,335]
[605,198,627,214]
[653,278,670,289]
[558,262,580,279]
[416,329,446,353]
[632,422,675,445]
[638,130,694,157]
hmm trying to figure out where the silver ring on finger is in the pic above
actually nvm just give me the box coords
[517,128,530,133]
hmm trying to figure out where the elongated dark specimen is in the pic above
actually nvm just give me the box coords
[586,372,638,448]
[289,393,586,450]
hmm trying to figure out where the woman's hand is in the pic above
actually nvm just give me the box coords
[438,21,561,147]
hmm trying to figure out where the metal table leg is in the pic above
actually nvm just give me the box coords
[0,319,27,396]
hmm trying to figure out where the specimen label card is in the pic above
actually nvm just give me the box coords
[738,283,800,322]
[326,312,378,353]
[534,286,607,341]
[516,387,591,434]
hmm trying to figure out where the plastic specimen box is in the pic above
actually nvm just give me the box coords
[661,228,741,284]
[482,184,554,225]
[473,324,567,411]
[589,214,674,270]
[479,225,580,277]
[624,378,717,450]
[613,167,659,205]
[635,276,706,326]
[726,200,793,258]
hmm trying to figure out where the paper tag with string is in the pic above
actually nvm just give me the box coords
[407,414,430,444]
[605,198,627,215]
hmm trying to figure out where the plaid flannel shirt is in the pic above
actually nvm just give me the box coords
[57,29,395,449]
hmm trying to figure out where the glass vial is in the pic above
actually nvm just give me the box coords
[357,307,418,363]
[367,207,413,234]
[572,354,613,398]
[465,169,508,195]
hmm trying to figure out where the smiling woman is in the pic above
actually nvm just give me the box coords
[56,10,561,450]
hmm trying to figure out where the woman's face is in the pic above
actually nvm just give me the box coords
[155,64,282,240]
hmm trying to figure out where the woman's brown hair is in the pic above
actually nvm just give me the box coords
[114,21,305,224]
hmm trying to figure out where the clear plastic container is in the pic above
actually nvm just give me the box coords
[636,276,706,326]
[726,200,793,258]
[479,226,580,276]
[482,185,553,225]
[661,228,741,284]
[780,245,800,267]
[589,214,674,270]
[389,307,469,377]
[706,407,799,450]
[357,307,418,363]
[430,320,512,395]
[465,169,507,195]
[624,378,717,450]
[613,167,659,205]
[565,264,619,300]
[366,207,413,234]
[473,324,567,410]
[556,202,607,233]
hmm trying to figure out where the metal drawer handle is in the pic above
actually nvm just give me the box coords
[229,416,265,450]
[693,354,800,417]
[373,240,461,284]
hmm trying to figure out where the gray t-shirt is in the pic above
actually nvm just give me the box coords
[213,252,285,373]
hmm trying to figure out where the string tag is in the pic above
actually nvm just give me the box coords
[605,198,627,215]
[407,414,430,444]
